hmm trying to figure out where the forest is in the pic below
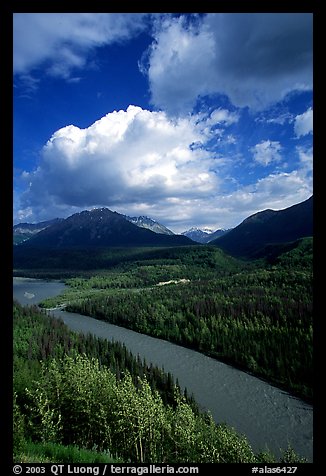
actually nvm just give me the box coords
[39,238,313,401]
[13,302,305,463]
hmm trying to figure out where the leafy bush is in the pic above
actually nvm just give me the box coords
[13,392,26,456]
[24,353,257,463]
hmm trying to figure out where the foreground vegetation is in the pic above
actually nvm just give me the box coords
[14,302,306,463]
[38,239,313,401]
[14,440,120,463]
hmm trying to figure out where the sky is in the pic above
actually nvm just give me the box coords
[13,12,313,233]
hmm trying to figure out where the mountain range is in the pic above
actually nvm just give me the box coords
[16,208,192,248]
[14,213,229,245]
[13,196,313,258]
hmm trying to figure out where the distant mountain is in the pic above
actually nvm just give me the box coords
[211,196,313,259]
[181,227,212,243]
[13,218,63,245]
[182,227,231,244]
[17,208,193,249]
[125,215,174,235]
[208,229,232,243]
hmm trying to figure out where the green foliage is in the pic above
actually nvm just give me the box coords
[25,355,113,450]
[14,245,242,277]
[280,446,308,463]
[254,445,308,464]
[22,240,312,400]
[13,392,26,456]
[13,301,188,409]
[273,237,313,269]
[13,302,307,463]
[15,440,120,463]
[65,260,312,399]
[25,384,63,444]
[14,239,312,461]
[22,352,258,463]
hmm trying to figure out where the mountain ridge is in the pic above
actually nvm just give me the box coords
[14,196,313,253]
[124,215,174,235]
[13,218,64,245]
[211,196,313,258]
[17,208,193,248]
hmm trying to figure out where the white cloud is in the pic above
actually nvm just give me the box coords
[143,13,312,113]
[13,13,314,232]
[297,146,313,175]
[144,15,217,114]
[13,13,148,79]
[207,170,312,229]
[18,106,222,222]
[294,107,313,137]
[207,108,239,126]
[15,106,313,231]
[149,166,312,232]
[250,140,282,166]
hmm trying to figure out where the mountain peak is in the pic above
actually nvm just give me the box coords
[186,227,212,233]
[242,209,276,225]
[125,215,174,235]
[17,208,191,248]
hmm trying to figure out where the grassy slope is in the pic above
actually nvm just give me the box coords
[15,441,120,463]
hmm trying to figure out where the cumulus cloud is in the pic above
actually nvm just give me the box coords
[143,13,312,113]
[143,15,217,114]
[13,13,314,232]
[294,107,313,137]
[13,13,147,79]
[250,140,282,166]
[18,106,222,220]
[16,106,313,232]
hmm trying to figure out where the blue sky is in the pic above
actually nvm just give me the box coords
[13,13,313,233]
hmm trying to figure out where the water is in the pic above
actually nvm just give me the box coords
[13,277,66,305]
[13,278,313,461]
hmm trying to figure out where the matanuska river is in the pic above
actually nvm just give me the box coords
[13,277,313,461]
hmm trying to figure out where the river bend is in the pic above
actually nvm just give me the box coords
[13,277,313,461]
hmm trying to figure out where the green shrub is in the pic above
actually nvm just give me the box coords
[13,392,26,456]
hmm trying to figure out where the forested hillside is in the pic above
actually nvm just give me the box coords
[38,238,313,401]
[13,302,304,463]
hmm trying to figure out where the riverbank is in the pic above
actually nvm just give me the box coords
[13,277,313,461]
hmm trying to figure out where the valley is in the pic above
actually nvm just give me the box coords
[13,277,313,462]
[12,197,314,463]
[23,238,311,402]
[13,11,314,466]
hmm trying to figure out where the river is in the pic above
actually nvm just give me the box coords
[13,277,313,461]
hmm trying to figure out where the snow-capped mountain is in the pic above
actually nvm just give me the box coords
[181,227,212,243]
[124,215,174,235]
[181,227,231,244]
